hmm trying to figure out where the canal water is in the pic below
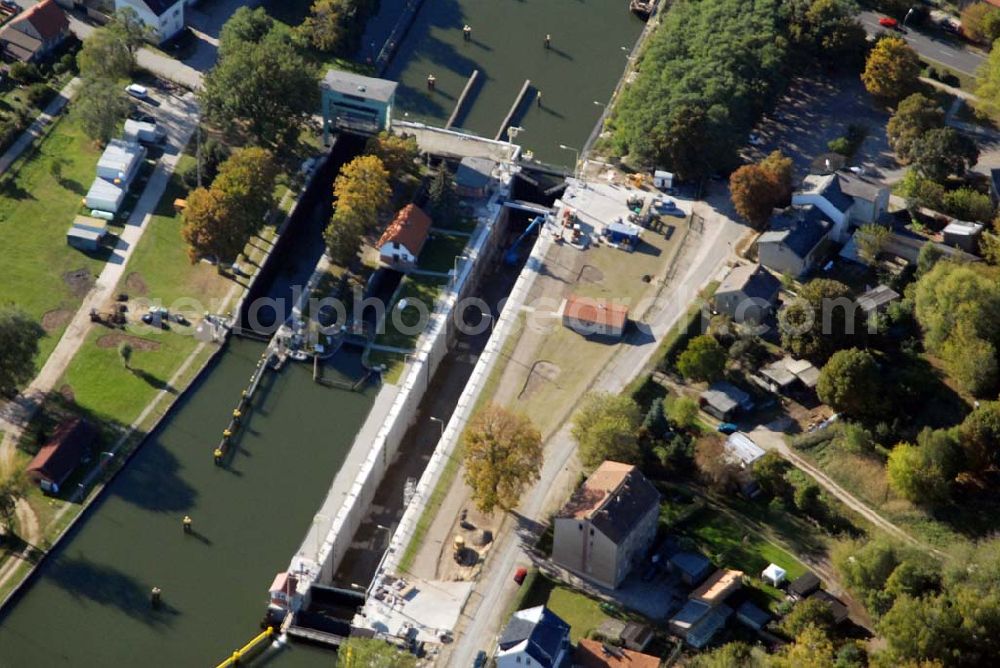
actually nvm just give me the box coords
[367,0,644,164]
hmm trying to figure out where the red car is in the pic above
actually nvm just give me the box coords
[878,16,898,29]
[514,567,528,585]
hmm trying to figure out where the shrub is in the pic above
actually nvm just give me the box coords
[8,62,39,84]
[25,83,53,109]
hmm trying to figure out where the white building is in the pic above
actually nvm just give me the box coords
[497,606,572,668]
[115,0,185,43]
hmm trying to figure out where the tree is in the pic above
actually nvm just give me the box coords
[77,26,134,80]
[887,94,945,163]
[729,164,782,229]
[323,208,365,266]
[898,168,945,212]
[916,243,943,278]
[794,482,823,517]
[941,319,998,395]
[877,593,961,664]
[202,21,320,145]
[691,642,761,668]
[752,450,791,500]
[910,128,979,182]
[571,392,641,469]
[664,395,699,430]
[118,341,133,370]
[462,405,542,513]
[941,187,994,224]
[694,435,741,491]
[959,401,1000,470]
[779,278,858,362]
[773,625,837,668]
[73,77,130,144]
[760,150,794,205]
[338,636,417,668]
[976,38,1000,117]
[781,597,835,638]
[107,7,152,54]
[887,442,952,505]
[0,468,28,536]
[790,0,868,71]
[213,147,279,233]
[333,155,391,231]
[366,132,419,178]
[181,187,242,263]
[0,307,44,397]
[855,223,890,265]
[961,2,1000,45]
[729,336,768,370]
[677,335,726,382]
[817,348,883,419]
[8,62,38,84]
[300,0,345,53]
[218,6,275,56]
[861,37,920,103]
[427,168,459,222]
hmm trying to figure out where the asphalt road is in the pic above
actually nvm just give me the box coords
[858,10,985,77]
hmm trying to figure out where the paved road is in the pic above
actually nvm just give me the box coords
[0,87,200,463]
[859,10,985,77]
[444,184,747,667]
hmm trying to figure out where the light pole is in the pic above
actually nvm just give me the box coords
[559,144,580,179]
[903,7,914,27]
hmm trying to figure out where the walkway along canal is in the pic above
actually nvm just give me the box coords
[0,139,373,667]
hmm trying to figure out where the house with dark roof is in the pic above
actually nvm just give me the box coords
[699,381,754,421]
[809,589,849,624]
[788,571,821,600]
[115,0,185,43]
[757,204,833,277]
[496,605,572,668]
[552,461,660,589]
[376,204,432,270]
[26,418,96,494]
[714,263,781,324]
[455,156,496,198]
[736,600,771,631]
[668,550,713,586]
[793,170,890,242]
[0,0,69,63]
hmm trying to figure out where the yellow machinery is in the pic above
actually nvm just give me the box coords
[215,627,274,668]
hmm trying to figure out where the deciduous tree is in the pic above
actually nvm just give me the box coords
[910,127,979,182]
[300,0,345,53]
[729,164,782,230]
[462,404,542,513]
[323,208,365,266]
[941,187,994,223]
[816,348,884,419]
[571,392,641,469]
[780,597,835,638]
[694,435,741,492]
[887,93,945,163]
[181,187,240,263]
[118,341,133,370]
[961,2,1000,45]
[0,307,44,397]
[366,132,419,178]
[855,223,891,264]
[77,27,134,80]
[333,155,391,231]
[212,147,279,233]
[861,37,920,103]
[664,395,699,430]
[887,442,952,505]
[73,77,130,144]
[677,335,726,382]
[759,150,794,206]
[779,278,858,362]
[218,6,274,56]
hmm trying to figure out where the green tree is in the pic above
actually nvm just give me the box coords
[779,278,858,362]
[877,593,961,664]
[427,167,459,222]
[691,642,761,668]
[202,20,320,145]
[77,26,134,80]
[571,392,641,469]
[0,307,44,397]
[887,93,945,163]
[729,336,768,370]
[366,132,419,178]
[181,187,240,264]
[0,468,29,536]
[941,187,994,224]
[218,6,275,56]
[664,395,699,430]
[976,36,1000,117]
[910,128,979,183]
[107,7,152,54]
[338,637,417,668]
[781,597,835,638]
[898,168,945,211]
[887,442,952,505]
[773,625,837,668]
[677,335,726,382]
[794,482,823,517]
[323,208,365,266]
[212,147,279,234]
[861,36,920,103]
[916,242,943,278]
[855,223,890,264]
[118,341,133,370]
[729,163,782,230]
[73,77,130,144]
[941,319,998,395]
[694,435,742,492]
[462,404,543,514]
[959,401,1000,470]
[752,450,791,500]
[300,0,345,53]
[961,2,1000,45]
[816,348,883,419]
[792,0,868,71]
[760,149,794,205]
[8,62,38,84]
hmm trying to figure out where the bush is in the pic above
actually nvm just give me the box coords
[8,62,39,84]
[55,52,76,75]
[25,83,53,109]
[940,186,994,223]
[827,136,852,155]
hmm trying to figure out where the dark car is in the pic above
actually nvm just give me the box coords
[473,650,487,668]
[717,422,739,435]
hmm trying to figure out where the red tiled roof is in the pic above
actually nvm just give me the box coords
[26,418,95,488]
[563,294,629,330]
[377,204,433,257]
[10,0,68,43]
[575,639,660,668]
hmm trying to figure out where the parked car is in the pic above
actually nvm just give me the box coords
[126,83,149,100]
[878,16,898,29]
[472,650,487,668]
[717,422,739,435]
[513,567,528,585]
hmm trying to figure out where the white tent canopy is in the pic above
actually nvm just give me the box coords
[762,563,787,587]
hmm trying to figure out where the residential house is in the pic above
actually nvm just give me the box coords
[699,381,753,421]
[736,601,771,632]
[455,156,496,198]
[714,263,781,324]
[575,639,659,668]
[793,170,890,242]
[114,0,185,43]
[320,69,397,140]
[942,220,984,254]
[560,294,629,340]
[552,461,660,589]
[376,204,432,270]
[757,205,832,277]
[26,418,96,494]
[0,0,69,63]
[496,605,572,668]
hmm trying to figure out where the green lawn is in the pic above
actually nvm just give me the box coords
[418,233,469,273]
[0,115,105,363]
[375,276,447,350]
[517,575,614,643]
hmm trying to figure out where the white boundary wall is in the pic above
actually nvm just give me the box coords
[288,163,518,594]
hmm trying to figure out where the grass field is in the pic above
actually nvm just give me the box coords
[0,115,105,363]
[375,276,448,350]
[516,574,614,643]
[418,233,469,273]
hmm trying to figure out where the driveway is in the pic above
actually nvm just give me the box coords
[859,10,985,77]
[183,0,262,74]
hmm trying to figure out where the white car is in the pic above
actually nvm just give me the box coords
[125,83,149,100]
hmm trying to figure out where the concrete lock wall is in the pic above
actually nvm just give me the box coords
[296,170,516,586]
